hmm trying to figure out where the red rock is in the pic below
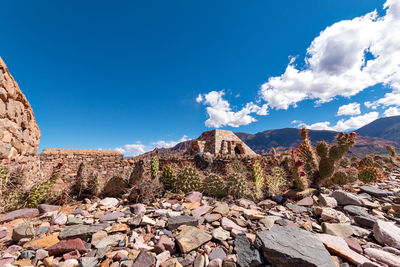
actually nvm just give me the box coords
[191,206,212,217]
[296,197,314,206]
[344,238,363,254]
[257,199,276,209]
[113,252,126,261]
[154,235,176,254]
[63,250,81,260]
[132,250,156,267]
[47,238,89,256]
[0,208,39,223]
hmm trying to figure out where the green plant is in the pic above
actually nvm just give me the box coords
[75,162,88,197]
[359,156,375,167]
[346,167,359,183]
[252,160,264,190]
[332,170,347,185]
[176,166,202,193]
[297,127,318,173]
[282,151,308,190]
[27,166,61,208]
[160,164,177,191]
[203,174,227,198]
[358,166,383,183]
[315,132,357,186]
[151,156,159,180]
[226,172,247,198]
[266,167,287,196]
[386,145,397,158]
[229,159,247,174]
[90,174,100,196]
[0,167,9,189]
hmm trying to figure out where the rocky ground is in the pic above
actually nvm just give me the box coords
[0,171,400,267]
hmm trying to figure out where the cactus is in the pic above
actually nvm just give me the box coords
[315,132,357,186]
[358,166,383,183]
[151,156,159,180]
[359,156,375,167]
[75,162,88,197]
[332,170,347,185]
[89,173,100,196]
[266,167,287,196]
[160,164,177,191]
[282,151,308,190]
[203,174,227,198]
[27,166,61,208]
[386,145,397,158]
[227,172,247,198]
[176,166,202,193]
[0,167,9,189]
[252,160,264,190]
[346,167,359,183]
[297,127,318,172]
[4,189,26,211]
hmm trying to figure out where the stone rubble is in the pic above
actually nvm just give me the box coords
[0,169,399,267]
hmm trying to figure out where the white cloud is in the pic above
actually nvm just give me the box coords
[152,135,189,148]
[295,112,379,131]
[337,102,361,116]
[383,106,400,117]
[260,0,400,110]
[196,91,268,128]
[115,143,146,156]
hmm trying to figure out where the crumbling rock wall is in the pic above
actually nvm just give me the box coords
[40,148,131,189]
[0,57,41,188]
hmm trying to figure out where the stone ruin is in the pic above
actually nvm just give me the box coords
[188,129,257,157]
[0,57,41,188]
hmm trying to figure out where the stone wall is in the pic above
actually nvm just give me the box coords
[40,149,131,191]
[0,57,41,188]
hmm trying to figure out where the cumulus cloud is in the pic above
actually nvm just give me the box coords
[383,106,400,117]
[337,103,361,116]
[152,135,189,148]
[115,143,146,156]
[196,91,268,128]
[260,0,400,110]
[295,112,379,131]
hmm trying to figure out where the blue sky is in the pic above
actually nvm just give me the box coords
[1,0,399,156]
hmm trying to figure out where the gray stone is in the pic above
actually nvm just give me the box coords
[343,205,369,217]
[332,190,363,206]
[12,223,35,242]
[255,226,335,267]
[234,232,263,267]
[209,247,226,261]
[80,257,98,267]
[167,215,199,230]
[99,212,125,222]
[132,250,156,267]
[360,186,390,198]
[176,226,212,253]
[322,223,354,238]
[59,224,109,239]
[204,213,221,223]
[213,202,230,216]
[0,208,39,223]
[37,204,60,214]
[354,216,377,228]
[373,220,400,249]
[193,254,205,267]
[212,227,230,241]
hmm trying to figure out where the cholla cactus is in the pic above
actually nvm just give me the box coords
[332,170,347,185]
[346,167,359,183]
[359,156,375,167]
[283,151,308,190]
[386,145,397,158]
[203,174,227,198]
[75,162,88,197]
[176,166,202,193]
[4,189,26,211]
[89,173,100,196]
[252,160,264,190]
[266,167,287,196]
[160,164,177,190]
[315,132,357,186]
[151,156,159,180]
[297,127,318,172]
[358,166,383,183]
[227,172,247,198]
[27,166,61,208]
[0,167,9,189]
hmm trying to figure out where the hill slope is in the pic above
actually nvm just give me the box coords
[356,115,400,142]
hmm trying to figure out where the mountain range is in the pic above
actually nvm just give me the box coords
[135,115,400,158]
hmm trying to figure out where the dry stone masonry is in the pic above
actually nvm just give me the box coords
[189,129,257,156]
[0,57,41,187]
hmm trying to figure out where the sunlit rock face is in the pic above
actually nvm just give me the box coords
[0,57,41,188]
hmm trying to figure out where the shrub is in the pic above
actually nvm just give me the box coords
[346,167,359,183]
[358,166,383,183]
[203,174,227,198]
[176,166,202,193]
[229,159,247,174]
[226,172,247,198]
[151,156,159,180]
[160,164,177,191]
[332,171,347,185]
[128,178,164,204]
[266,167,287,196]
[386,145,397,158]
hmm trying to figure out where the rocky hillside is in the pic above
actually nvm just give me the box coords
[236,128,399,156]
[0,170,399,266]
[356,115,400,143]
